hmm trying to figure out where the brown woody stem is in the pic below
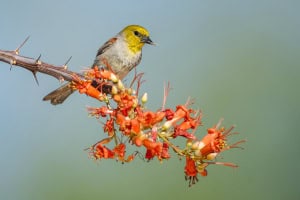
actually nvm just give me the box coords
[0,49,85,83]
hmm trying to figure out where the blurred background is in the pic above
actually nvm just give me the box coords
[0,0,299,199]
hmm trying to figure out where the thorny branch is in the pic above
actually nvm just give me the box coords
[0,37,85,85]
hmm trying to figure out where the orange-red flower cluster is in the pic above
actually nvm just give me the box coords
[90,139,135,163]
[183,120,245,186]
[73,67,244,186]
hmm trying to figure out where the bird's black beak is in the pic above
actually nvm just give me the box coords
[142,36,155,45]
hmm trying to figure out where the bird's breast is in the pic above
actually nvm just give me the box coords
[98,43,142,79]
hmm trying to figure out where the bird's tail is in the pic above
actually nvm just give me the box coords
[43,83,74,105]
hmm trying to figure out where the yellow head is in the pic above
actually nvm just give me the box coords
[120,25,154,53]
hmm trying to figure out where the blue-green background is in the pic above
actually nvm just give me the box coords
[1,0,299,199]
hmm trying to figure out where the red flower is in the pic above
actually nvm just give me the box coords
[130,118,141,134]
[113,143,126,162]
[72,77,104,100]
[163,105,193,130]
[113,92,137,116]
[112,148,136,163]
[161,142,170,159]
[138,111,165,129]
[196,125,245,158]
[103,118,115,137]
[131,133,147,147]
[85,66,115,80]
[177,114,201,130]
[173,126,196,140]
[116,113,131,135]
[143,139,163,160]
[184,157,198,187]
[87,106,113,118]
[93,144,115,160]
[164,108,174,120]
[116,113,141,136]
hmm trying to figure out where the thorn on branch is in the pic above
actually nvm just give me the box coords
[9,59,16,70]
[63,56,72,69]
[32,71,39,85]
[35,54,42,65]
[59,76,65,83]
[15,36,30,55]
[0,42,85,84]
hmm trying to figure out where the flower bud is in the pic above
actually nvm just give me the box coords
[110,73,118,83]
[127,88,133,95]
[117,80,125,91]
[191,141,205,150]
[141,93,148,104]
[194,149,202,157]
[206,153,218,160]
[191,141,199,150]
[162,121,172,131]
[111,85,118,95]
[186,140,193,148]
[132,98,138,108]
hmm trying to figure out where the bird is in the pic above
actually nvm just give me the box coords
[43,25,154,105]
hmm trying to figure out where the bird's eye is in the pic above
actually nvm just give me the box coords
[134,30,140,36]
